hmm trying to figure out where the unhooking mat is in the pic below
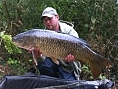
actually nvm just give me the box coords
[0,73,110,89]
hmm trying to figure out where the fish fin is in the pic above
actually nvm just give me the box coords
[51,57,59,65]
[90,62,101,79]
[95,54,113,67]
[90,54,113,79]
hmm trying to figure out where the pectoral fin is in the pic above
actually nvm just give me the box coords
[51,57,59,65]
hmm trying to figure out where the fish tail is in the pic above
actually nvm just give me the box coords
[90,54,113,79]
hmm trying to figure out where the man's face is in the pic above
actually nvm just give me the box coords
[43,15,59,30]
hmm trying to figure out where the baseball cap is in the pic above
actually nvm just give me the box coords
[41,7,58,20]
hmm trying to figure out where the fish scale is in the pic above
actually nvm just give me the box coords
[12,29,113,79]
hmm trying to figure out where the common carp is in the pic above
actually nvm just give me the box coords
[12,29,113,78]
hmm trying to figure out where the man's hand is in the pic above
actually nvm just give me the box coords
[64,54,75,62]
[29,47,42,58]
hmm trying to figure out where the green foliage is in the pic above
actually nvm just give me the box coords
[7,58,20,65]
[0,31,22,54]
[0,0,118,81]
[7,58,27,75]
[81,64,93,80]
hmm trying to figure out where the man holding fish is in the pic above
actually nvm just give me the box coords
[31,7,82,80]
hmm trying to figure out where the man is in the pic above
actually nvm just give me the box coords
[30,7,81,81]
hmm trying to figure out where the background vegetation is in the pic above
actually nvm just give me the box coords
[0,0,118,83]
